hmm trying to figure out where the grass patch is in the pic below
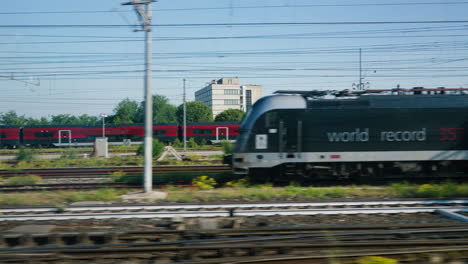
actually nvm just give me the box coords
[1,154,223,170]
[6,175,43,185]
[2,156,144,169]
[390,181,468,198]
[166,181,468,203]
[0,188,129,206]
[0,182,466,206]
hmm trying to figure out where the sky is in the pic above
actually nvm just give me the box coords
[1,0,468,118]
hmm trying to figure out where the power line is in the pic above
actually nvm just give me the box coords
[1,2,468,15]
[2,20,468,28]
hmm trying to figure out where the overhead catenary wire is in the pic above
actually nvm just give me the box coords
[1,1,468,15]
[2,20,468,28]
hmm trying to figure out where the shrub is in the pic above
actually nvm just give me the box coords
[60,149,77,159]
[172,138,183,148]
[221,140,233,154]
[16,148,34,161]
[416,184,440,197]
[389,182,414,197]
[192,175,217,190]
[7,175,43,185]
[225,178,249,188]
[200,139,207,146]
[136,139,165,158]
[356,256,399,264]
[187,138,198,148]
[110,171,127,182]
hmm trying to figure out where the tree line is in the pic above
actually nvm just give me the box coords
[0,94,245,126]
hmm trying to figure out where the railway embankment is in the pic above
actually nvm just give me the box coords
[0,181,466,206]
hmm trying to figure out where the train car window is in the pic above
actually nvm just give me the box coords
[130,135,141,140]
[35,132,54,138]
[265,111,278,128]
[0,133,6,138]
[194,129,212,135]
[86,135,98,141]
[153,130,166,136]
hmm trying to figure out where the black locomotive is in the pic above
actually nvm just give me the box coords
[232,88,468,183]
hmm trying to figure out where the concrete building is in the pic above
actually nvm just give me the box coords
[195,78,262,117]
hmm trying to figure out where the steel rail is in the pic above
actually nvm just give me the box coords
[0,206,466,221]
[1,226,467,252]
[0,239,467,264]
[0,182,132,192]
[0,165,230,178]
[2,199,467,214]
[1,224,466,250]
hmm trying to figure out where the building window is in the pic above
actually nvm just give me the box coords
[224,99,240,105]
[246,90,252,110]
[224,89,240,95]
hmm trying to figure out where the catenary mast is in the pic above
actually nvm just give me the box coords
[122,0,156,193]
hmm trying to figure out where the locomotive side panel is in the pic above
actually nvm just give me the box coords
[232,95,468,180]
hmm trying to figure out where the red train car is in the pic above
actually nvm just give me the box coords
[0,122,240,148]
[0,126,20,149]
[183,122,240,143]
[22,123,178,147]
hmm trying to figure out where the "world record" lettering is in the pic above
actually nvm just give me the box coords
[327,128,426,143]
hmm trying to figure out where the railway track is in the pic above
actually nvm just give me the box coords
[0,223,467,263]
[0,165,230,191]
[1,200,467,220]
[0,165,230,179]
[1,201,467,263]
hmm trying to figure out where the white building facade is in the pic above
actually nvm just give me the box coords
[195,78,262,117]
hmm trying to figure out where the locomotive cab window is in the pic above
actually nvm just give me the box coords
[0,133,6,139]
[265,111,278,128]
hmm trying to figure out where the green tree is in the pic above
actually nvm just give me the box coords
[111,98,139,124]
[0,111,28,126]
[24,117,49,126]
[50,114,80,125]
[214,109,245,122]
[176,101,213,123]
[136,139,165,158]
[77,114,98,125]
[136,95,177,123]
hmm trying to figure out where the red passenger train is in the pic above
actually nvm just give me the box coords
[0,122,239,148]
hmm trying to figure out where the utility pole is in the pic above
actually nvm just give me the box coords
[183,79,187,152]
[122,0,156,193]
[359,48,363,90]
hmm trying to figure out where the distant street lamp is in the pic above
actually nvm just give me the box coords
[101,114,108,138]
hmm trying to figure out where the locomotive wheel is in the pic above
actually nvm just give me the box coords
[248,168,274,184]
